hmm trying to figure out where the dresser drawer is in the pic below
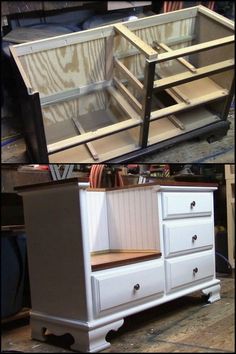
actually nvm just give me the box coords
[92,261,164,314]
[165,250,214,293]
[162,192,213,219]
[163,219,214,257]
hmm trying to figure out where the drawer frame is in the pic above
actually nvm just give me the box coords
[10,5,234,163]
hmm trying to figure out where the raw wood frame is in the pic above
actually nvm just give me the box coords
[10,5,234,163]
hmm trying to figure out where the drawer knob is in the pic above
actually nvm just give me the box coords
[193,267,198,274]
[134,283,140,291]
[190,201,196,208]
[192,235,198,241]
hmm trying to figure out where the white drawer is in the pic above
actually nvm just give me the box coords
[163,219,214,257]
[165,250,214,293]
[162,192,213,219]
[92,261,164,314]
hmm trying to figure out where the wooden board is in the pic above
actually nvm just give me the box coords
[194,12,234,90]
[174,77,223,100]
[91,250,161,271]
[148,106,221,145]
[42,91,107,125]
[48,127,139,163]
[20,38,106,96]
[20,38,107,124]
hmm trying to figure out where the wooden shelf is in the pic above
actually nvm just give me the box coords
[91,250,161,271]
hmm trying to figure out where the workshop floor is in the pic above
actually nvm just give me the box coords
[1,107,234,164]
[1,273,234,353]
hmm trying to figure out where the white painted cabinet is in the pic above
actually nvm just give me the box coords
[17,180,221,353]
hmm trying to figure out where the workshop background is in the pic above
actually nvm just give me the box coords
[1,163,235,352]
[1,0,235,163]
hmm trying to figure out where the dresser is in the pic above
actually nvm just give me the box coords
[16,179,220,352]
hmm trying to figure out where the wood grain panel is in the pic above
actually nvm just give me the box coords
[91,251,161,271]
[42,91,106,126]
[194,13,234,89]
[20,38,106,96]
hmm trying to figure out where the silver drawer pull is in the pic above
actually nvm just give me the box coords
[193,267,198,274]
[134,283,140,291]
[190,201,196,208]
[192,235,198,241]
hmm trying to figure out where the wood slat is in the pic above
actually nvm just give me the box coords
[107,86,141,120]
[154,59,234,90]
[156,36,234,63]
[115,35,195,60]
[125,6,198,31]
[72,118,99,161]
[40,81,111,107]
[113,77,142,114]
[48,116,141,154]
[151,89,229,121]
[114,23,158,60]
[114,58,144,93]
[154,41,197,73]
[198,5,235,30]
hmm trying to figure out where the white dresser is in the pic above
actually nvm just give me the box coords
[17,179,220,352]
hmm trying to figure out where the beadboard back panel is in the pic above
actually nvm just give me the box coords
[106,187,160,250]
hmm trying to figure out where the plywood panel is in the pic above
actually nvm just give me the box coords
[134,18,195,48]
[194,13,234,89]
[41,91,106,125]
[19,38,106,96]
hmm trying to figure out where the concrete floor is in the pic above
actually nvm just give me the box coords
[1,274,234,353]
[1,108,234,164]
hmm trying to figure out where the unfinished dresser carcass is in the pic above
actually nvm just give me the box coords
[16,179,220,352]
[10,5,234,163]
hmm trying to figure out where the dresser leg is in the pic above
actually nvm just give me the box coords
[201,283,221,303]
[30,314,124,352]
[70,319,124,353]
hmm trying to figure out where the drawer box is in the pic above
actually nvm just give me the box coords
[165,250,214,293]
[163,219,214,257]
[92,261,164,314]
[162,192,213,219]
